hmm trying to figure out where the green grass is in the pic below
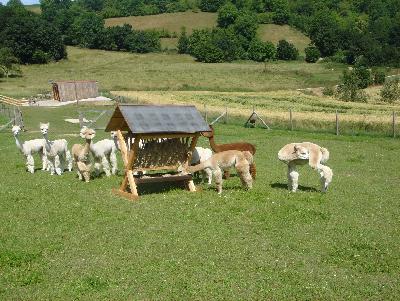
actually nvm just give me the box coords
[0,104,400,299]
[25,4,41,14]
[0,47,345,98]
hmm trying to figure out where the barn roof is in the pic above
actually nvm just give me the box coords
[105,104,211,134]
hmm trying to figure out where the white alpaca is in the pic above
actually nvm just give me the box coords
[191,146,213,184]
[11,125,48,173]
[40,122,72,175]
[278,142,333,193]
[89,130,118,177]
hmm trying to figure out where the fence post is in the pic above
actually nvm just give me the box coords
[224,106,228,124]
[204,104,208,123]
[79,112,84,128]
[335,110,339,136]
[289,108,293,131]
[392,111,396,138]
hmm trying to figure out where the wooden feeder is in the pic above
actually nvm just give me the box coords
[105,104,211,201]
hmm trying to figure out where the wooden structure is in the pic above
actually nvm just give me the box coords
[105,104,211,200]
[244,106,270,129]
[51,80,99,102]
[0,95,26,131]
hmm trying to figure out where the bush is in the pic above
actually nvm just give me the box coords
[127,30,161,53]
[305,45,320,63]
[373,69,386,85]
[199,0,226,12]
[276,40,298,60]
[337,69,367,102]
[217,2,238,28]
[354,66,372,89]
[322,86,335,96]
[31,50,50,64]
[380,79,400,103]
[177,27,189,54]
[257,12,273,24]
[247,39,276,62]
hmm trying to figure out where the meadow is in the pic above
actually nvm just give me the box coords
[1,103,399,299]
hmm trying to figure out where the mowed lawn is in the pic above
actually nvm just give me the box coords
[0,105,399,299]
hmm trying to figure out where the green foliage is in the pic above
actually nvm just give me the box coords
[127,30,161,53]
[276,39,298,60]
[233,11,258,46]
[373,69,386,85]
[70,11,104,48]
[337,69,367,102]
[257,12,274,24]
[177,27,189,54]
[31,50,50,64]
[354,66,372,89]
[304,45,320,63]
[217,2,239,28]
[380,78,400,103]
[271,0,290,25]
[247,39,276,62]
[0,47,19,77]
[322,86,335,96]
[199,0,226,12]
[102,24,133,51]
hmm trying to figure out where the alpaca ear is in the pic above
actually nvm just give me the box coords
[79,132,85,138]
[294,144,299,151]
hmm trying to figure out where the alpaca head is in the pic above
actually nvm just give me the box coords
[11,125,21,136]
[110,131,117,138]
[80,127,96,140]
[40,122,50,135]
[294,145,309,160]
[200,125,214,138]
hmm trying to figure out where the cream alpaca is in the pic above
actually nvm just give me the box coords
[278,142,332,192]
[89,129,118,177]
[71,127,96,182]
[40,122,72,175]
[191,146,213,184]
[189,150,253,194]
[12,125,48,173]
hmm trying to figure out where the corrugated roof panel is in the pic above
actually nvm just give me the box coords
[106,104,210,134]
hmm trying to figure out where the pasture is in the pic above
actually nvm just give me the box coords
[1,104,399,299]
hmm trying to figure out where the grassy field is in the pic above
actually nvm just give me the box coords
[0,47,346,98]
[105,12,310,52]
[0,103,399,299]
[25,4,41,14]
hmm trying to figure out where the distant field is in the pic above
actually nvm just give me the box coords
[0,47,346,98]
[25,4,41,14]
[105,12,310,52]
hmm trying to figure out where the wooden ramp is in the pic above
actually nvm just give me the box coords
[0,95,29,106]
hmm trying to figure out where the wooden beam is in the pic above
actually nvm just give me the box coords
[135,174,192,184]
[112,189,139,201]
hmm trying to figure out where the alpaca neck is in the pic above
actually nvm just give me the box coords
[208,135,220,153]
[43,134,52,150]
[113,135,119,150]
[14,134,24,153]
[83,139,92,154]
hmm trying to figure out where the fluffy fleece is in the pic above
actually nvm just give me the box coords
[12,125,48,173]
[191,146,213,184]
[71,127,96,182]
[278,142,332,192]
[189,150,253,194]
[40,122,72,175]
[89,130,118,177]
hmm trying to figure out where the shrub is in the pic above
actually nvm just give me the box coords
[127,30,161,53]
[276,40,298,60]
[322,86,335,96]
[199,0,226,12]
[248,39,276,62]
[217,2,238,28]
[177,27,189,54]
[337,69,367,102]
[305,45,320,63]
[257,12,273,24]
[373,70,386,85]
[354,66,372,89]
[31,50,50,64]
[380,79,400,103]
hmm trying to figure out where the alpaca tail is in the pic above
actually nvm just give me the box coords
[188,161,209,174]
[320,147,330,164]
[242,151,253,164]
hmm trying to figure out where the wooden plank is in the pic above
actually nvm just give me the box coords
[135,174,192,184]
[125,137,140,197]
[112,188,140,201]
[133,165,180,172]
[137,133,197,139]
[185,134,199,192]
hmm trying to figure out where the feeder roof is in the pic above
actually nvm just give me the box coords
[105,104,211,134]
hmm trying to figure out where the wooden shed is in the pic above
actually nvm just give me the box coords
[105,104,211,200]
[52,80,99,102]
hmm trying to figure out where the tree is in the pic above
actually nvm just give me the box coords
[247,39,276,71]
[271,0,290,25]
[380,78,400,103]
[70,12,104,48]
[217,2,238,28]
[233,11,258,48]
[0,47,19,77]
[308,10,340,56]
[177,27,189,54]
[304,45,320,63]
[276,39,298,60]
[337,69,367,102]
[199,0,226,12]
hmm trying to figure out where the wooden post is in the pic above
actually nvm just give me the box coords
[335,110,339,136]
[392,111,396,138]
[289,108,293,131]
[204,104,208,123]
[224,106,228,124]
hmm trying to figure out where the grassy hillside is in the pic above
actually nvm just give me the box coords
[105,12,310,52]
[0,47,345,97]
[1,104,400,299]
[25,4,41,14]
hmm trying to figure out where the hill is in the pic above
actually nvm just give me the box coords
[25,4,41,14]
[105,12,310,52]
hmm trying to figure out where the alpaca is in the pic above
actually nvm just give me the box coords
[71,127,96,182]
[89,129,118,177]
[40,122,72,175]
[11,125,48,173]
[189,150,253,194]
[278,142,333,192]
[201,125,257,179]
[191,146,213,184]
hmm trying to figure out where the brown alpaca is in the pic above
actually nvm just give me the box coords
[189,150,253,194]
[201,125,256,179]
[71,127,96,182]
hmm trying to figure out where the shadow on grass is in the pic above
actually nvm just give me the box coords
[270,182,318,192]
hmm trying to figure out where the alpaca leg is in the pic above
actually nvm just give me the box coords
[26,154,35,174]
[41,152,48,171]
[48,157,56,175]
[288,163,299,192]
[77,169,83,181]
[236,161,253,189]
[94,157,102,176]
[318,165,333,192]
[55,155,63,175]
[101,156,111,177]
[213,168,223,194]
[109,151,118,175]
[249,163,256,179]
[223,169,230,179]
[83,171,90,182]
[65,150,73,172]
[205,168,213,185]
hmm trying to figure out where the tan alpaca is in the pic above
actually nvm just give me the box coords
[189,150,253,194]
[278,142,332,192]
[71,128,96,182]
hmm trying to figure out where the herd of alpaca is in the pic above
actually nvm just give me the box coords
[12,123,333,193]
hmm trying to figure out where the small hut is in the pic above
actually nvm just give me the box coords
[52,80,99,102]
[105,104,211,200]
